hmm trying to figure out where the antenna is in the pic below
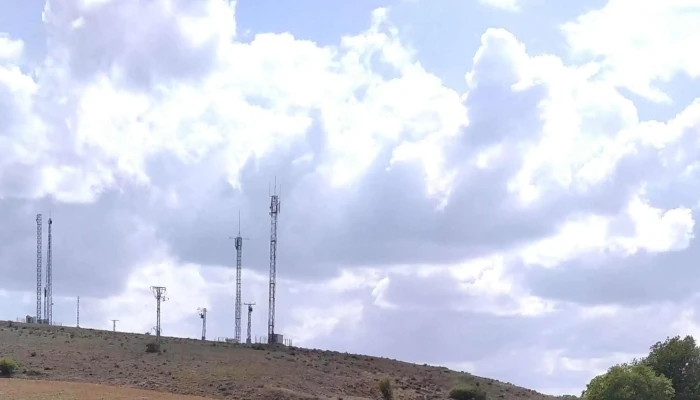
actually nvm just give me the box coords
[244,302,255,345]
[45,216,53,325]
[267,178,281,344]
[198,307,207,341]
[111,319,119,332]
[150,286,168,342]
[229,211,249,344]
[35,214,42,323]
[77,296,80,328]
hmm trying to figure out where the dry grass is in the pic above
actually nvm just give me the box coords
[0,378,212,399]
[0,320,558,399]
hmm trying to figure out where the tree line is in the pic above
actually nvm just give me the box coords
[572,335,700,400]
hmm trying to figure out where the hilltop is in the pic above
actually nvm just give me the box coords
[0,320,559,400]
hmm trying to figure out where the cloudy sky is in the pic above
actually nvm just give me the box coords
[2,0,700,395]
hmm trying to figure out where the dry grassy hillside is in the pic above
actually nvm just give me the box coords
[0,320,559,400]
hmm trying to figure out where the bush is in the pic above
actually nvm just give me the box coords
[449,384,487,400]
[145,342,161,353]
[0,358,19,376]
[378,376,393,400]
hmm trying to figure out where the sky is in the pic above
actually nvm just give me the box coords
[0,0,699,396]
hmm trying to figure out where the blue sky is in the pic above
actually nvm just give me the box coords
[2,0,700,396]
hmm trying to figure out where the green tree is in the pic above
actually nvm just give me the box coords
[582,363,674,400]
[644,335,700,400]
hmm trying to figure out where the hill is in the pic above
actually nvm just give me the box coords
[0,320,559,400]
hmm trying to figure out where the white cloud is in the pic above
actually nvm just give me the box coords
[562,0,700,102]
[478,0,522,12]
[0,34,24,62]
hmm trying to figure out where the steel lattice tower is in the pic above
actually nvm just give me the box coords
[231,212,248,343]
[77,296,80,328]
[244,302,255,345]
[198,307,207,341]
[45,217,53,325]
[150,286,168,342]
[234,234,242,342]
[35,214,42,323]
[267,181,281,343]
[111,319,119,332]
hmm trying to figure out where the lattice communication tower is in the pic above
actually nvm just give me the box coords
[35,214,42,322]
[45,217,53,325]
[244,302,255,345]
[150,286,168,342]
[198,307,207,341]
[267,181,281,343]
[231,212,248,343]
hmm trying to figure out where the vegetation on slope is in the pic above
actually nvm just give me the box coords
[579,335,700,400]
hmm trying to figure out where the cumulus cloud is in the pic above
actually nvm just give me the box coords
[1,0,700,395]
[562,0,700,102]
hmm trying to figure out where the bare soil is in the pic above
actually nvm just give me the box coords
[0,320,558,400]
[0,378,211,399]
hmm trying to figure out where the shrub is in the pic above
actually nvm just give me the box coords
[449,384,487,400]
[0,358,19,376]
[145,342,161,353]
[378,376,393,400]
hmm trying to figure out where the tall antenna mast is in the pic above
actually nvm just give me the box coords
[111,319,119,332]
[150,286,168,342]
[244,302,255,345]
[230,211,249,343]
[198,307,207,341]
[267,177,281,344]
[77,296,80,328]
[35,214,42,323]
[45,216,53,325]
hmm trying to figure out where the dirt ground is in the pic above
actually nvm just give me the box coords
[0,321,559,400]
[0,378,212,400]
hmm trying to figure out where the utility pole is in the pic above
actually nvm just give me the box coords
[198,307,207,341]
[111,319,119,332]
[229,212,249,343]
[76,296,80,328]
[244,302,255,345]
[268,179,281,344]
[36,214,42,323]
[150,286,168,342]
